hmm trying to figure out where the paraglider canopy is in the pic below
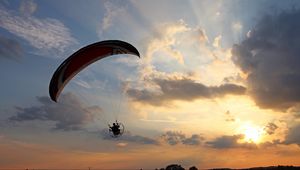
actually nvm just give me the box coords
[49,40,140,102]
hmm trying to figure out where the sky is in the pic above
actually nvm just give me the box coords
[1,0,300,169]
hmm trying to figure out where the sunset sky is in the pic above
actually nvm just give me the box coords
[1,0,300,169]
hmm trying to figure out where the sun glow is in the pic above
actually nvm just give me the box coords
[241,124,263,143]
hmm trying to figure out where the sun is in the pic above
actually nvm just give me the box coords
[241,124,263,143]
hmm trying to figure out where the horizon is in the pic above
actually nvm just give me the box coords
[1,0,300,169]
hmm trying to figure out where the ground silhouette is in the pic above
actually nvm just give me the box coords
[154,165,299,170]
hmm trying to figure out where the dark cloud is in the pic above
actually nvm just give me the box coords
[101,129,159,145]
[127,77,246,105]
[9,93,101,131]
[206,135,242,149]
[206,134,256,149]
[232,10,300,110]
[0,36,23,60]
[264,122,278,135]
[284,124,300,146]
[161,131,204,146]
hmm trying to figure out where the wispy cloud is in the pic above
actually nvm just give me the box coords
[74,78,108,90]
[98,0,127,36]
[0,2,77,58]
[10,93,102,131]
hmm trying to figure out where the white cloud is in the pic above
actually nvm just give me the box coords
[135,20,242,87]
[100,1,126,33]
[0,6,77,58]
[213,35,222,48]
[139,20,190,80]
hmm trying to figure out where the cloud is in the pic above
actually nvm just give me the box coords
[9,93,101,131]
[0,5,77,57]
[223,73,245,84]
[116,142,128,147]
[206,134,256,149]
[0,35,23,60]
[231,10,300,110]
[161,131,203,146]
[284,124,300,146]
[100,1,126,32]
[74,78,108,90]
[101,129,203,146]
[128,20,245,107]
[213,35,222,48]
[101,129,159,145]
[139,20,190,79]
[264,122,278,135]
[206,135,242,149]
[126,75,246,105]
[19,0,37,16]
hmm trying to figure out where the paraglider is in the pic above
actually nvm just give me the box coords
[108,120,125,137]
[49,40,140,137]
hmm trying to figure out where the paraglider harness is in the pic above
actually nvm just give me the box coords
[108,120,124,137]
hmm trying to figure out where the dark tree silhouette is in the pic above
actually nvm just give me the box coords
[189,166,198,170]
[166,164,185,170]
